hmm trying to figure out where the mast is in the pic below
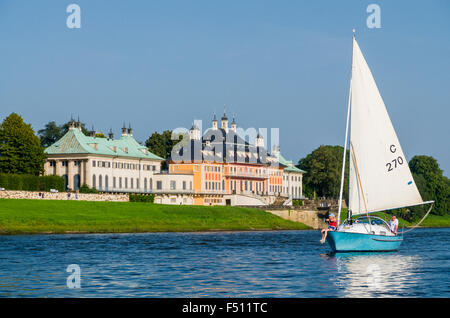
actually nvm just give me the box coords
[337,30,355,226]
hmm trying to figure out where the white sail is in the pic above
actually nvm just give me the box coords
[348,38,423,215]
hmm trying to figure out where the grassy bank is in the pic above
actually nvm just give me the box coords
[0,199,311,235]
[339,208,450,228]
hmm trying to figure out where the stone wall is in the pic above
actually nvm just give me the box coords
[265,209,328,229]
[0,190,128,202]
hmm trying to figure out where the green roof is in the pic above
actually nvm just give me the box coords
[45,128,164,161]
[276,152,305,173]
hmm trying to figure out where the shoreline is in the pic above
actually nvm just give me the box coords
[0,199,312,235]
[0,199,447,236]
[0,225,447,237]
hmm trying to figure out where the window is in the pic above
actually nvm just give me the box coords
[130,178,134,189]
[183,181,186,190]
[50,161,55,167]
[92,161,96,167]
[105,175,109,190]
[92,174,96,188]
[125,177,128,189]
[156,181,162,190]
[119,177,122,189]
[99,175,102,189]
[170,180,176,190]
[113,177,116,189]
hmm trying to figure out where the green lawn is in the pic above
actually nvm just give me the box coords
[0,199,311,235]
[338,208,450,228]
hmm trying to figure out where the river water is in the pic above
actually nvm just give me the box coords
[0,228,448,297]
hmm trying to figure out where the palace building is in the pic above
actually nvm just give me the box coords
[44,115,304,206]
[168,112,305,206]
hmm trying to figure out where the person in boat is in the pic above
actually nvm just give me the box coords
[320,213,337,244]
[388,215,399,235]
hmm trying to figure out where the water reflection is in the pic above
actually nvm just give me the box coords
[326,252,422,297]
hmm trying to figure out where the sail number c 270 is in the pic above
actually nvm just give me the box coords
[386,145,404,172]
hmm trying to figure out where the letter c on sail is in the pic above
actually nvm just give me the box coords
[390,145,396,153]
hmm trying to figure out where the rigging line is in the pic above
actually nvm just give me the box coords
[337,78,352,226]
[400,202,434,234]
[350,142,371,232]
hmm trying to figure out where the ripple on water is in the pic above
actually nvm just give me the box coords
[0,228,448,297]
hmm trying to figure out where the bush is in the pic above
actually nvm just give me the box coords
[129,193,155,203]
[292,199,304,206]
[79,184,99,194]
[0,173,65,192]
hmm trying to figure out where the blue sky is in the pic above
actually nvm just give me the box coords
[0,0,449,175]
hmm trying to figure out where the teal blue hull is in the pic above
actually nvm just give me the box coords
[327,231,403,252]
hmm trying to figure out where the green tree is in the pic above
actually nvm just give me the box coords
[298,145,349,199]
[0,113,47,175]
[37,121,62,147]
[145,130,184,170]
[408,155,449,217]
[38,120,89,147]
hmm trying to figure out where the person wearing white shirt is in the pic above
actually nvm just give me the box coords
[388,215,399,234]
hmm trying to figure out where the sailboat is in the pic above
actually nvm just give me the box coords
[327,32,434,252]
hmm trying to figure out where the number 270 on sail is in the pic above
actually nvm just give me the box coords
[386,156,404,172]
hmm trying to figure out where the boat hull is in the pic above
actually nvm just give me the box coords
[327,231,403,252]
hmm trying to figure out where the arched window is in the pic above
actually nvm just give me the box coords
[150,178,153,190]
[92,174,96,188]
[105,175,109,191]
[99,175,103,190]
[144,178,147,191]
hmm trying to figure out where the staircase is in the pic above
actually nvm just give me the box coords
[270,196,288,207]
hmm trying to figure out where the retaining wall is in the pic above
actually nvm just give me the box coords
[0,190,128,202]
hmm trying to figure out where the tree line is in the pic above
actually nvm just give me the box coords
[0,112,448,220]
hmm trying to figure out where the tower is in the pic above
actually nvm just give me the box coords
[212,113,218,130]
[256,132,264,148]
[221,107,228,132]
[189,123,201,140]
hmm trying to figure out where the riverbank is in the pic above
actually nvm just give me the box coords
[0,199,311,235]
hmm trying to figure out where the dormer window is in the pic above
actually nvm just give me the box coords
[123,147,128,153]
[110,146,117,152]
[89,143,98,150]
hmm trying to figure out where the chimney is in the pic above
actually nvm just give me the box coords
[69,116,76,130]
[127,123,133,136]
[108,128,114,140]
[121,123,127,136]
